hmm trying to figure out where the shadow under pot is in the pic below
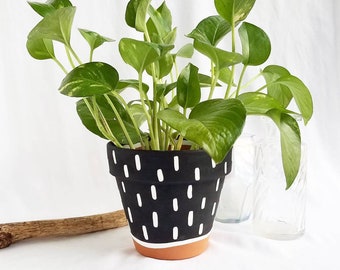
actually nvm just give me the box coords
[107,142,232,260]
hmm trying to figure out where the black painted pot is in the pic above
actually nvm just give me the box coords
[107,142,232,260]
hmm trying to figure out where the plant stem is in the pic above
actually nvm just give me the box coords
[111,92,145,148]
[65,46,75,68]
[52,57,68,74]
[240,72,263,91]
[208,62,219,99]
[138,73,156,149]
[235,65,248,97]
[68,45,83,65]
[104,94,135,149]
[84,98,122,147]
[225,19,236,99]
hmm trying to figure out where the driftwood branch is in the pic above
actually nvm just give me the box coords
[0,210,127,249]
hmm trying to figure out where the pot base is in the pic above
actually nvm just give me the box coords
[133,237,209,260]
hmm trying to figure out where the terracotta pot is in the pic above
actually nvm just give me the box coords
[107,142,232,260]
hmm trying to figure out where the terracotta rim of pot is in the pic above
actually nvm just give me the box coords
[133,235,209,260]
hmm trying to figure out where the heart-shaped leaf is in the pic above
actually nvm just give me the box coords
[187,15,231,46]
[177,63,201,109]
[272,75,313,124]
[266,110,301,189]
[59,62,119,97]
[27,6,76,46]
[262,65,292,107]
[158,99,246,162]
[214,0,256,24]
[238,22,271,66]
[119,38,161,74]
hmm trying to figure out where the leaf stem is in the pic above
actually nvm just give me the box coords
[52,57,68,74]
[235,65,248,97]
[104,94,135,149]
[83,98,122,147]
[224,19,236,99]
[111,92,145,148]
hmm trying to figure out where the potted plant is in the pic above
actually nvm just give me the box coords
[26,0,313,260]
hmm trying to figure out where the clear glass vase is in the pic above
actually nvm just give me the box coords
[215,134,255,223]
[252,139,307,240]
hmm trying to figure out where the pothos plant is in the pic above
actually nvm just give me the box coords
[26,0,313,189]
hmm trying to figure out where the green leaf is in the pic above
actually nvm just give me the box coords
[147,2,174,44]
[272,75,313,124]
[175,43,194,58]
[136,0,151,32]
[59,62,119,97]
[187,15,231,46]
[26,37,55,60]
[193,40,243,70]
[28,2,55,17]
[214,0,256,24]
[266,110,301,189]
[158,99,246,163]
[238,92,294,115]
[125,0,151,32]
[147,53,173,79]
[125,0,139,28]
[27,6,76,45]
[262,65,292,107]
[28,0,73,17]
[198,74,221,87]
[238,22,271,66]
[79,29,114,52]
[177,64,201,109]
[218,67,233,84]
[117,80,149,93]
[48,0,73,9]
[119,38,161,74]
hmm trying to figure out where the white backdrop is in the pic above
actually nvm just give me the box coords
[1,0,340,269]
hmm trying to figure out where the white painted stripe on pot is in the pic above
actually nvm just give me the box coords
[135,154,141,171]
[173,198,178,211]
[136,193,142,207]
[142,225,149,240]
[216,178,220,191]
[123,165,129,178]
[195,167,200,181]
[112,150,117,164]
[127,207,133,223]
[201,197,206,209]
[199,223,204,235]
[211,202,217,216]
[132,233,211,249]
[121,182,126,193]
[188,211,194,226]
[211,159,216,168]
[152,212,159,228]
[224,162,228,174]
[187,185,193,199]
[173,227,179,240]
[151,185,157,200]
[157,169,164,182]
[174,156,179,171]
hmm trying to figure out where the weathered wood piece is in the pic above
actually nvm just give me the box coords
[0,210,127,249]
